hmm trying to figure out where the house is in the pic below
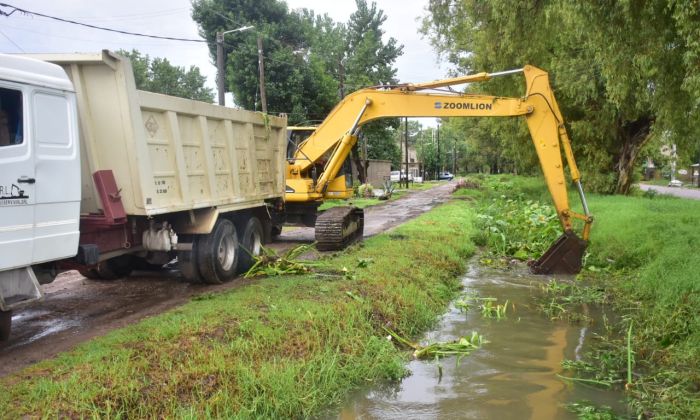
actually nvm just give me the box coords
[399,143,422,179]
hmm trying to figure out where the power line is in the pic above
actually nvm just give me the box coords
[0,27,23,51]
[0,22,208,48]
[0,2,207,43]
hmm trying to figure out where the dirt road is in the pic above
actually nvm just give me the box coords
[0,182,455,377]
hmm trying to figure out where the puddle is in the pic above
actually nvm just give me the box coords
[337,265,627,419]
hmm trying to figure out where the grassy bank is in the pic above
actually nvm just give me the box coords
[0,201,475,418]
[470,175,700,417]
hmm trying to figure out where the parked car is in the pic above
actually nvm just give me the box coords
[438,171,454,180]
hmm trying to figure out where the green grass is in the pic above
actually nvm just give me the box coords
[0,200,476,418]
[473,174,700,417]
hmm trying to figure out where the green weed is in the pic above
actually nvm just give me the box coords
[537,279,608,323]
[474,195,560,261]
[480,299,509,319]
[385,328,486,362]
[565,400,624,419]
[244,244,317,278]
[0,200,478,418]
[477,175,700,418]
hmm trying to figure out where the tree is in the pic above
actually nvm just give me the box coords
[191,0,404,184]
[422,0,700,194]
[344,0,404,182]
[191,0,342,124]
[117,50,214,102]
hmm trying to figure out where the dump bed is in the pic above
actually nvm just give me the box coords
[25,50,286,217]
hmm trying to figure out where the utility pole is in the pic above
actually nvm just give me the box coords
[338,59,345,100]
[452,144,456,175]
[436,123,440,180]
[216,32,225,106]
[215,25,254,106]
[404,118,410,188]
[257,36,267,113]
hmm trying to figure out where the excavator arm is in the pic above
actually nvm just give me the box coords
[286,65,593,273]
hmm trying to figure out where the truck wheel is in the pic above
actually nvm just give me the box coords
[238,217,263,273]
[177,236,202,283]
[0,311,11,341]
[197,219,239,284]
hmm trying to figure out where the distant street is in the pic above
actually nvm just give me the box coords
[638,183,700,200]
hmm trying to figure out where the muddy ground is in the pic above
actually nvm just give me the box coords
[0,182,455,377]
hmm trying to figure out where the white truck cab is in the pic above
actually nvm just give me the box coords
[0,51,287,342]
[0,55,81,339]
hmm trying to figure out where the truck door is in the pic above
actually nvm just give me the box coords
[31,89,80,263]
[0,85,35,271]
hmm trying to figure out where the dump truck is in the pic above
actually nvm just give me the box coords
[0,50,287,339]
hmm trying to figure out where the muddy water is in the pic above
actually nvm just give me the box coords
[338,265,626,419]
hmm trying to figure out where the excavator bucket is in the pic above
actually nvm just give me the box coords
[529,231,587,275]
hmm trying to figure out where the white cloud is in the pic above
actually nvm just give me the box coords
[0,0,447,124]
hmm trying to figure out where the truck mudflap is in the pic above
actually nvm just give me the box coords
[529,230,587,275]
[0,267,42,311]
[0,266,43,340]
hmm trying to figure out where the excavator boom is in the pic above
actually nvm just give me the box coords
[286,65,593,273]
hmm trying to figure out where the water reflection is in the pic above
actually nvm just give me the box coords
[338,265,625,419]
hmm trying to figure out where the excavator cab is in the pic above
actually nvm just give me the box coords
[286,127,316,160]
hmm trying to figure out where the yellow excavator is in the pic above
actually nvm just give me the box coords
[282,65,593,274]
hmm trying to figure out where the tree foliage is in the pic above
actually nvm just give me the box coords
[191,0,402,129]
[117,49,214,102]
[191,0,403,183]
[422,0,700,193]
[344,0,403,180]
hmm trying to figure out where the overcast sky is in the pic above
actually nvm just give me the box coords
[0,0,447,123]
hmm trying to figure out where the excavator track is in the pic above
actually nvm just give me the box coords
[315,206,364,251]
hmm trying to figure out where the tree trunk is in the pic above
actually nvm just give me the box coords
[351,147,367,184]
[614,117,653,194]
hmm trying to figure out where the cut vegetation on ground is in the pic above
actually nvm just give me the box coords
[0,198,475,418]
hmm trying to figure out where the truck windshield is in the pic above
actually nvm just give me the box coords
[0,87,23,147]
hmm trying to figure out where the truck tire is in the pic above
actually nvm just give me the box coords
[177,253,202,283]
[196,219,239,284]
[238,217,263,273]
[177,235,202,283]
[0,310,11,341]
